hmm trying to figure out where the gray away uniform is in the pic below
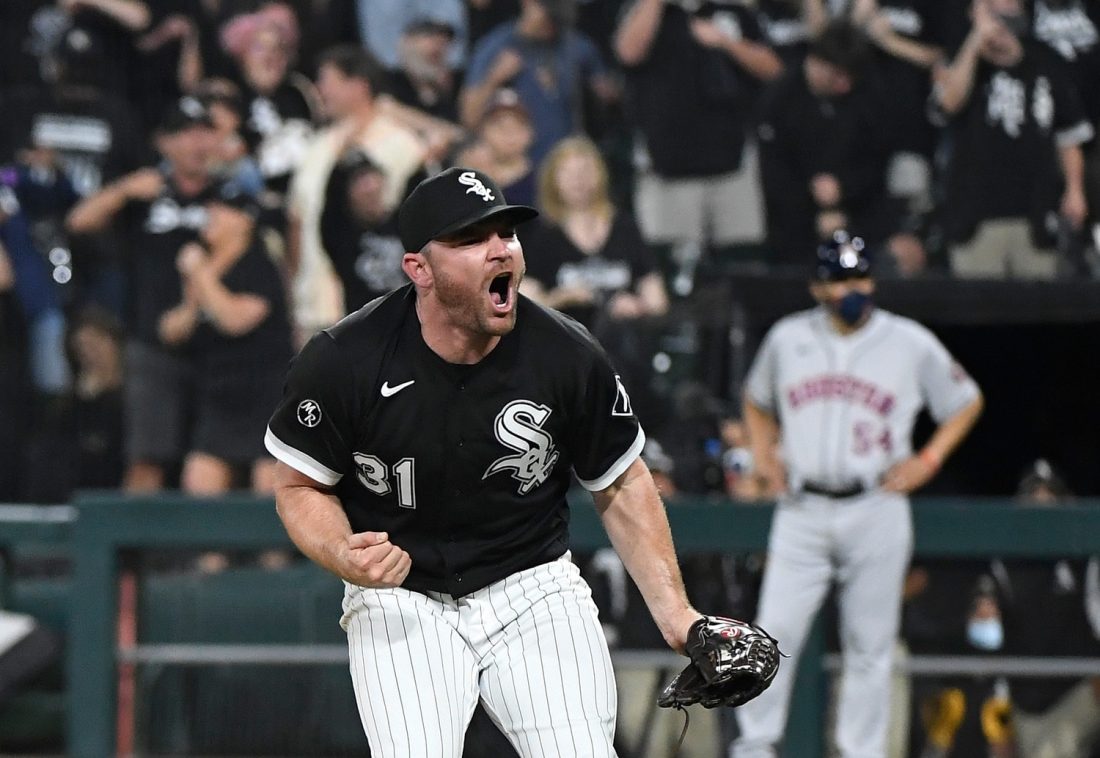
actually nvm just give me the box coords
[733,306,980,758]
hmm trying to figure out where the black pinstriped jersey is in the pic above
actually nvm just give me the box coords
[265,284,645,596]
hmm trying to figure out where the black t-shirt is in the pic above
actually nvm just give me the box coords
[239,79,315,194]
[324,217,407,313]
[755,0,810,66]
[942,42,1091,242]
[756,69,894,260]
[189,238,293,376]
[1032,0,1100,128]
[386,69,462,123]
[320,163,409,312]
[869,0,948,156]
[120,176,225,346]
[524,213,657,329]
[0,85,148,196]
[998,559,1100,713]
[622,2,766,177]
[0,5,138,93]
[73,388,124,490]
[266,286,645,596]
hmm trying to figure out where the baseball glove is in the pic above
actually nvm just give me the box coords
[657,616,782,709]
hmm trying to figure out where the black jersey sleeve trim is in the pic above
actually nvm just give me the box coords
[264,427,343,486]
[576,427,646,492]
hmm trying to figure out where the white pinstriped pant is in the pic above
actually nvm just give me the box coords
[340,553,618,757]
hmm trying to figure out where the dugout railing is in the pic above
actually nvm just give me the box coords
[3,496,1100,756]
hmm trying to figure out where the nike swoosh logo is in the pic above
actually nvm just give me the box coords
[380,380,415,397]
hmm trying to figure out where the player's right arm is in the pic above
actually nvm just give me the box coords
[273,463,411,587]
[931,2,997,116]
[743,396,787,496]
[266,332,411,588]
[614,0,665,66]
[65,167,163,234]
[742,325,787,495]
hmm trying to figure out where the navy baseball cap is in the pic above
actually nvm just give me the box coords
[813,230,872,281]
[397,167,538,253]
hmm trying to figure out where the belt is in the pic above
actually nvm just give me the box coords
[800,481,866,499]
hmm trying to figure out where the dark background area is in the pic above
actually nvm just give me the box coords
[702,272,1100,496]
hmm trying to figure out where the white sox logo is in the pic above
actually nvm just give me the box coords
[296,399,322,428]
[458,171,495,202]
[483,400,559,495]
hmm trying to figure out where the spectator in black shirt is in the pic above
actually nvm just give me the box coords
[1029,0,1100,273]
[852,0,946,214]
[522,136,667,331]
[170,191,292,495]
[67,305,125,492]
[320,152,407,311]
[932,0,1093,280]
[756,20,895,264]
[0,14,150,317]
[615,0,782,278]
[387,18,464,123]
[976,460,1100,758]
[523,136,669,426]
[66,96,223,492]
[192,78,266,200]
[1031,0,1100,128]
[220,2,319,197]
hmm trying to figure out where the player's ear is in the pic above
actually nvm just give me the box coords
[402,249,432,288]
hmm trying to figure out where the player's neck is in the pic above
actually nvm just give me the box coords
[826,310,873,336]
[416,297,501,364]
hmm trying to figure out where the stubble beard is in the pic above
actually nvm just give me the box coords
[432,266,521,338]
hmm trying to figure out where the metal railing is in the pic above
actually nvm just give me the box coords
[4,495,1100,757]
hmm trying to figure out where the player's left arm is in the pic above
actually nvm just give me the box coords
[593,458,703,652]
[882,393,983,493]
[1050,53,1094,229]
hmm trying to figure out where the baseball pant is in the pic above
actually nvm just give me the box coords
[633,144,766,247]
[1014,679,1100,758]
[732,492,912,758]
[950,218,1059,280]
[341,553,618,757]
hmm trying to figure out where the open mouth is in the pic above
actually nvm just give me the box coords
[489,273,512,311]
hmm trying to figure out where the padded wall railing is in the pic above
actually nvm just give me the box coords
[4,496,1100,757]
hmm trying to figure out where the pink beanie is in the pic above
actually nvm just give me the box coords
[221,3,300,59]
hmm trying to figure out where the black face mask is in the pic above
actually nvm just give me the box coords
[830,290,873,326]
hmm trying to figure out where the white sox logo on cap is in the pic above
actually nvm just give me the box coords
[396,166,538,252]
[458,171,495,202]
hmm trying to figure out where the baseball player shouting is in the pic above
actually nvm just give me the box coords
[265,167,712,756]
[732,231,984,758]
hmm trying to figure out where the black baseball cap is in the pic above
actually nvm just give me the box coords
[404,18,456,38]
[813,230,872,281]
[397,167,538,252]
[158,96,215,135]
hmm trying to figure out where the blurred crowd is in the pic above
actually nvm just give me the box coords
[0,1,1098,753]
[0,0,1098,504]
